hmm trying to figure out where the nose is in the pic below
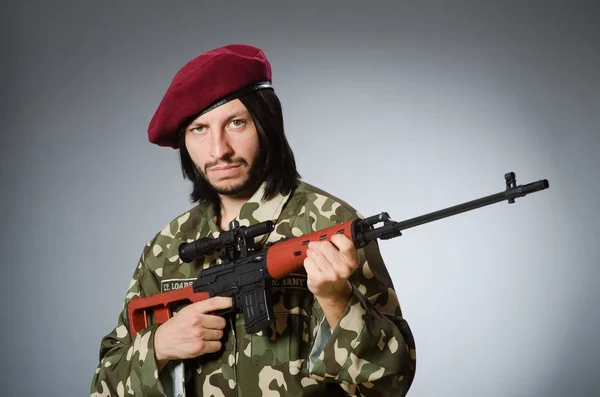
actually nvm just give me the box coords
[209,129,233,159]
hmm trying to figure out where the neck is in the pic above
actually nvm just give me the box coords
[216,185,260,230]
[218,196,247,230]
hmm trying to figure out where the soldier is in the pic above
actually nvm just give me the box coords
[91,44,416,397]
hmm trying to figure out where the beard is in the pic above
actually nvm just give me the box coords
[196,153,262,197]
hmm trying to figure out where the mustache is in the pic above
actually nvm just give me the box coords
[204,157,249,172]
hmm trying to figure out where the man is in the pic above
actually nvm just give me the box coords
[91,44,416,397]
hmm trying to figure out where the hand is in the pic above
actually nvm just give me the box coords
[304,234,359,303]
[154,296,232,370]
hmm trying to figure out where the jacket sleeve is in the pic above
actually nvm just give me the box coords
[308,234,417,397]
[90,239,167,397]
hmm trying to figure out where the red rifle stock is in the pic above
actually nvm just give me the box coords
[127,288,210,338]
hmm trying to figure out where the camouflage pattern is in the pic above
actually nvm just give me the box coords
[91,181,416,396]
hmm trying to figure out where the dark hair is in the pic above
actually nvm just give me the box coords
[177,88,300,207]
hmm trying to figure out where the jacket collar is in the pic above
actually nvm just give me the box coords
[204,182,292,245]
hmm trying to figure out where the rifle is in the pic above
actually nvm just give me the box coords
[127,172,549,337]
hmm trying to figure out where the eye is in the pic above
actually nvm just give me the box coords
[190,125,205,134]
[229,119,246,128]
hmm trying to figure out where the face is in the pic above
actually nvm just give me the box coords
[184,99,261,198]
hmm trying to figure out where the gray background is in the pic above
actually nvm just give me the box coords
[2,1,599,396]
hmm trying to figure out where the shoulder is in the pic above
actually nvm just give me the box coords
[155,202,212,242]
[140,202,212,272]
[281,180,363,231]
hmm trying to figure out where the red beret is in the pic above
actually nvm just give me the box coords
[147,44,273,148]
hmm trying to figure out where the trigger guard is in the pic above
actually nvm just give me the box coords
[210,294,238,317]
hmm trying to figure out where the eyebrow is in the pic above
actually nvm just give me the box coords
[189,109,250,128]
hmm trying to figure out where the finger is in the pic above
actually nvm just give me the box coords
[304,254,322,275]
[197,314,228,330]
[197,327,224,341]
[201,340,223,355]
[328,235,360,274]
[309,241,352,279]
[306,247,337,280]
[330,234,357,259]
[192,296,233,314]
[330,235,359,264]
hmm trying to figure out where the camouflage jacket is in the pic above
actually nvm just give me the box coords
[91,180,416,396]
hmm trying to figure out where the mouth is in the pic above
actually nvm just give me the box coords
[209,164,240,172]
[208,164,242,177]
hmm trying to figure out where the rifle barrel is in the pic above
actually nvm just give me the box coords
[395,179,549,232]
[362,178,549,242]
